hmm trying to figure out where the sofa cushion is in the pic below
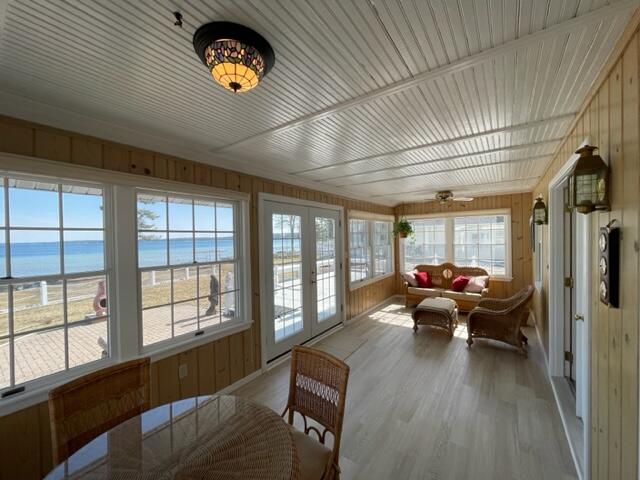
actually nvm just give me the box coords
[407,287,443,298]
[401,271,418,287]
[442,290,482,302]
[464,275,489,293]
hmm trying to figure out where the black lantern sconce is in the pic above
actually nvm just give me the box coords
[568,145,610,214]
[532,195,548,225]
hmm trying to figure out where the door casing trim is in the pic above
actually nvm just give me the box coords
[258,193,346,368]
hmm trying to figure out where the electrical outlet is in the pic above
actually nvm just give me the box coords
[178,364,188,379]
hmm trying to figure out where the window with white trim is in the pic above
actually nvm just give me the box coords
[373,221,393,276]
[403,212,511,278]
[0,175,110,393]
[348,219,369,283]
[404,218,446,266]
[454,215,506,276]
[137,192,240,348]
[349,215,394,287]
[0,158,251,405]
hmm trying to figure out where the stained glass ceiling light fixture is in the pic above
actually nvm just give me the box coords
[193,21,275,93]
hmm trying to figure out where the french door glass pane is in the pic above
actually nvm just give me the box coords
[273,213,304,342]
[316,217,336,322]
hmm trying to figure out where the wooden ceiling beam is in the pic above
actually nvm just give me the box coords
[295,116,571,177]
[371,176,540,199]
[330,154,551,188]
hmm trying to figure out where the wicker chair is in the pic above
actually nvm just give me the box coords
[48,357,151,464]
[466,285,534,355]
[282,346,350,480]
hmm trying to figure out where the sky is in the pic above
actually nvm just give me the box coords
[0,186,234,243]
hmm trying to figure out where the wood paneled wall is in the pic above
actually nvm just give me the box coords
[531,27,640,480]
[394,192,534,299]
[0,115,396,479]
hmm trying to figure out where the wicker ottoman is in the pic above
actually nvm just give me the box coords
[412,297,458,337]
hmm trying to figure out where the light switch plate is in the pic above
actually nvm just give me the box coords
[178,364,188,379]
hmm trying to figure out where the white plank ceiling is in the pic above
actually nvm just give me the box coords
[0,0,637,205]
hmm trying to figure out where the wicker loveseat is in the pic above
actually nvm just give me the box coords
[403,262,490,312]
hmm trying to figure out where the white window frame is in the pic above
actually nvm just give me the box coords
[0,153,251,416]
[0,172,115,401]
[348,211,395,290]
[400,209,512,281]
[135,189,245,353]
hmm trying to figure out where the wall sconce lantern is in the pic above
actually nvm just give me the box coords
[532,195,548,225]
[569,145,610,214]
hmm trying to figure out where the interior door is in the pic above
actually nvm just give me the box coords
[263,201,343,361]
[310,208,342,336]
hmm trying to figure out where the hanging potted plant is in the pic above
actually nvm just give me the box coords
[393,218,413,239]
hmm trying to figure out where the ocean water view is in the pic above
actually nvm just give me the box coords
[0,237,237,277]
[0,235,314,278]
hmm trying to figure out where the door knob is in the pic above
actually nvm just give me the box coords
[575,314,584,321]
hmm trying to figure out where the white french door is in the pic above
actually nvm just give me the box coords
[262,199,343,361]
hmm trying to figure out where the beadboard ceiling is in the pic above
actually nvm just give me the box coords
[0,0,636,206]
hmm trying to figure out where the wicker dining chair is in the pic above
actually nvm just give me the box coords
[466,285,534,355]
[48,357,151,464]
[282,346,350,480]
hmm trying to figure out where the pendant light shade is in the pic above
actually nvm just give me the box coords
[193,22,275,93]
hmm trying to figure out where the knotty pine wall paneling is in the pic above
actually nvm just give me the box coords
[0,115,395,479]
[531,28,640,480]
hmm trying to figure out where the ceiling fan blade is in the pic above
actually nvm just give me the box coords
[453,197,474,202]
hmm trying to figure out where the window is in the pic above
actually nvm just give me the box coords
[373,221,393,276]
[349,214,394,287]
[454,215,506,275]
[0,157,251,404]
[0,175,110,391]
[402,211,511,278]
[349,219,370,283]
[404,218,445,266]
[137,192,240,348]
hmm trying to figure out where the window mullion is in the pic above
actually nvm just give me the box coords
[445,217,454,263]
[112,185,139,359]
[3,177,10,278]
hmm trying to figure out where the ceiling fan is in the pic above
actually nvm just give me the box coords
[435,190,474,205]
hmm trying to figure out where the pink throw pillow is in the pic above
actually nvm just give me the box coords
[451,275,470,292]
[402,271,418,287]
[464,275,489,293]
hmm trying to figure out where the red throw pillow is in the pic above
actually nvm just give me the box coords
[452,275,470,292]
[414,271,432,288]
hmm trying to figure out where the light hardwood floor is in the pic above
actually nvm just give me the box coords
[235,300,577,480]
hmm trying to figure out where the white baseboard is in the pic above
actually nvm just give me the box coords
[263,322,347,371]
